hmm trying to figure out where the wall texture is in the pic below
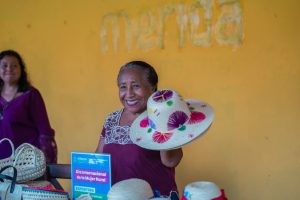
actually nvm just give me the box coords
[1,0,300,199]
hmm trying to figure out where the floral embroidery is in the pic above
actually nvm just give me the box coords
[103,109,133,145]
[189,106,195,110]
[149,118,156,129]
[178,125,186,131]
[140,117,149,128]
[182,191,191,200]
[152,131,173,143]
[166,100,173,106]
[167,111,188,131]
[139,117,154,132]
[152,90,173,102]
[188,111,206,124]
[181,196,188,200]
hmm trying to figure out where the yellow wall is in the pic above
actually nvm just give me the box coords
[1,0,300,199]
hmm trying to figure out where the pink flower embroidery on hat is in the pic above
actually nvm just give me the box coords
[167,111,188,131]
[212,189,228,200]
[139,117,154,133]
[152,131,173,143]
[182,191,190,200]
[152,90,173,103]
[140,117,149,128]
[181,195,188,200]
[188,111,206,124]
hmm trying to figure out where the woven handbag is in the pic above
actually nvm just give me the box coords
[0,138,46,183]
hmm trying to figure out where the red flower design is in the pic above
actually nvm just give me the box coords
[152,131,173,143]
[188,111,206,124]
[212,189,228,200]
[181,195,188,200]
[140,117,149,128]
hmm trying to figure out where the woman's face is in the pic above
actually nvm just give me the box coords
[0,56,21,85]
[118,68,154,115]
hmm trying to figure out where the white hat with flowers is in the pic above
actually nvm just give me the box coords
[130,89,214,150]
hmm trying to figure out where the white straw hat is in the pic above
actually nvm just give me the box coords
[182,181,222,200]
[107,178,154,200]
[130,89,214,150]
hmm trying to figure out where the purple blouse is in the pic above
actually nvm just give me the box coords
[101,109,178,196]
[0,87,57,163]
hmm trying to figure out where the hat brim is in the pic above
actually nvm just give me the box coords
[130,99,214,150]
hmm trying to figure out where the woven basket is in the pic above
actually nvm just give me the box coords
[0,138,15,169]
[0,138,46,183]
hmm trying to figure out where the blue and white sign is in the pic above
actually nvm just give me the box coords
[71,152,111,200]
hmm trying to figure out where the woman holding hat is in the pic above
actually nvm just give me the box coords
[96,61,183,195]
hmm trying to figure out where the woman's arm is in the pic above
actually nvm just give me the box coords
[95,128,106,153]
[160,148,183,168]
[95,136,105,153]
[30,88,57,163]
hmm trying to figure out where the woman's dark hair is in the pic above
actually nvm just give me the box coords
[0,50,31,92]
[118,61,158,91]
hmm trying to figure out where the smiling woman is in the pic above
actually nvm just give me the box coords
[96,61,183,196]
[0,50,57,164]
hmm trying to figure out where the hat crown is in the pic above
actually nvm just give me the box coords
[108,178,153,200]
[183,181,221,200]
[147,89,191,133]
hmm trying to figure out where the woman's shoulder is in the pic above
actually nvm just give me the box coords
[108,109,123,117]
[14,86,39,99]
[22,86,42,98]
[104,109,123,127]
[23,86,39,94]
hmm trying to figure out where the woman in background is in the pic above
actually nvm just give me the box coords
[96,61,183,196]
[0,49,57,163]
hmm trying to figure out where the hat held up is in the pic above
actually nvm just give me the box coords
[130,89,214,150]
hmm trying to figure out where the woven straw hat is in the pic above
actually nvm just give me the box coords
[107,178,154,200]
[182,182,222,200]
[130,89,214,150]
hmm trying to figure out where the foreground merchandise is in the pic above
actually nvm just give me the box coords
[0,138,46,183]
